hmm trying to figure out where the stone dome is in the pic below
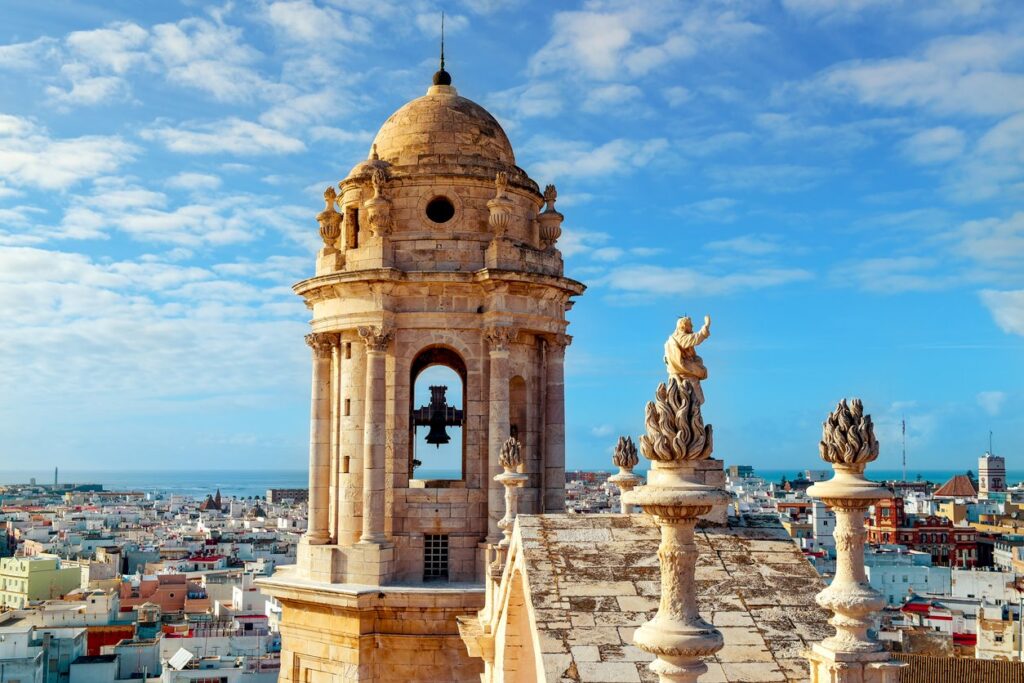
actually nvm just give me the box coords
[370,84,515,169]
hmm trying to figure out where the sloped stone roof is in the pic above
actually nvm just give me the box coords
[933,475,977,498]
[517,513,831,682]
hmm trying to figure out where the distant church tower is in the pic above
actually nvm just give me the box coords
[258,59,584,682]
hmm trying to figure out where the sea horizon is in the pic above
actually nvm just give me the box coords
[2,465,1012,499]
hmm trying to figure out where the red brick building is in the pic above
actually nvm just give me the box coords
[868,497,978,567]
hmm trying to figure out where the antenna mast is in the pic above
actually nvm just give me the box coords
[901,417,907,483]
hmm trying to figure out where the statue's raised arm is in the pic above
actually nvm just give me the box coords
[664,315,711,383]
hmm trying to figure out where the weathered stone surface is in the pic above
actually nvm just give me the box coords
[491,513,831,683]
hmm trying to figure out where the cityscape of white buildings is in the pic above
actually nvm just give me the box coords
[3,450,1022,681]
[0,480,305,682]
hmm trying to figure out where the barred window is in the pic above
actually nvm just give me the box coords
[424,534,449,582]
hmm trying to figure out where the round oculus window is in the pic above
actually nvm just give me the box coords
[425,196,455,224]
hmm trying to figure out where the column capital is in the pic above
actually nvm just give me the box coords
[305,332,337,358]
[543,332,572,351]
[357,324,392,352]
[485,326,518,353]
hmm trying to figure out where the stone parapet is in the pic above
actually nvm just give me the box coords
[257,573,484,682]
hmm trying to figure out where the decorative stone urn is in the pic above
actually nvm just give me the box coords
[494,436,528,548]
[608,435,643,514]
[625,379,729,683]
[487,171,514,238]
[804,399,905,682]
[316,186,341,246]
[537,183,562,249]
[362,167,393,237]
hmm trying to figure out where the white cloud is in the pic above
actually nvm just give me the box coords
[707,164,827,193]
[558,229,611,258]
[783,0,997,25]
[414,12,469,36]
[0,246,307,404]
[977,390,1007,416]
[675,197,739,223]
[662,86,691,107]
[167,172,223,191]
[0,115,137,190]
[590,247,624,262]
[600,264,812,296]
[819,32,1024,117]
[529,137,668,181]
[581,84,645,114]
[151,17,271,103]
[902,126,965,164]
[590,424,615,437]
[706,235,782,256]
[955,212,1024,268]
[143,118,306,155]
[45,66,128,106]
[980,289,1024,336]
[781,0,891,20]
[832,256,950,293]
[0,36,59,69]
[264,0,373,43]
[487,83,564,120]
[65,22,149,73]
[530,4,760,81]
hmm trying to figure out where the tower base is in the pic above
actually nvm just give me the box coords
[257,568,485,682]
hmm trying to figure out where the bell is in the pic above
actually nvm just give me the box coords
[425,419,451,447]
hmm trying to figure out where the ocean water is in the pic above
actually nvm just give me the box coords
[0,469,308,499]
[0,467,464,499]
[1,466,1008,500]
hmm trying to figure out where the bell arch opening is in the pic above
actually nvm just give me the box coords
[410,346,467,484]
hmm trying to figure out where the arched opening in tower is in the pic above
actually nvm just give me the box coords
[410,346,466,481]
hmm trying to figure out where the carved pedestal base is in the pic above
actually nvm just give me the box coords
[805,644,905,683]
[626,462,730,683]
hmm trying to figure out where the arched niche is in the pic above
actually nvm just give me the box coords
[409,346,467,485]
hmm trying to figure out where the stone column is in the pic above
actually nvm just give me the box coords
[304,333,335,545]
[328,340,341,543]
[608,436,642,514]
[543,334,569,512]
[485,327,516,543]
[338,337,365,546]
[357,325,392,545]
[626,379,728,683]
[805,399,905,682]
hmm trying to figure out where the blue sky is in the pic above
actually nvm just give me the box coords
[1,0,1022,475]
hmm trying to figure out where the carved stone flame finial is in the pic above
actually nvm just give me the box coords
[819,398,879,467]
[499,436,522,471]
[613,436,639,470]
[542,184,557,211]
[494,171,508,198]
[370,167,387,199]
[639,379,713,464]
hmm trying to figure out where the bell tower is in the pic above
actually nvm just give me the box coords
[258,62,584,682]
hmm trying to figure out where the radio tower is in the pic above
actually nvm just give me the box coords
[901,418,907,483]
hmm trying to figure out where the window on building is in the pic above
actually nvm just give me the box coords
[423,534,449,582]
